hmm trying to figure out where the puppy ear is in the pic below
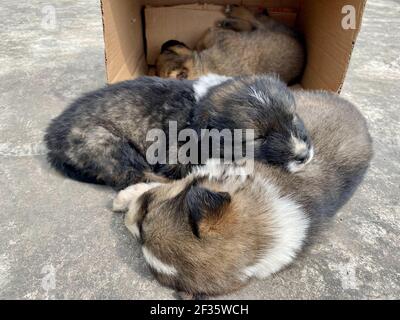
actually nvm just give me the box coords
[161,40,189,53]
[184,185,231,238]
[170,46,192,57]
[161,40,192,57]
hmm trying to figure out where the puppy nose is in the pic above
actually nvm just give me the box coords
[294,151,308,163]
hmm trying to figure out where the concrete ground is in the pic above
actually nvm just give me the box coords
[0,0,399,300]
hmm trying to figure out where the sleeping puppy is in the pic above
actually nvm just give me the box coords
[113,90,373,298]
[156,6,305,84]
[45,74,312,190]
[192,74,313,172]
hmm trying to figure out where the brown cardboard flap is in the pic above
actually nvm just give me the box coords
[101,0,366,92]
[101,0,147,83]
[145,4,226,65]
[298,0,366,92]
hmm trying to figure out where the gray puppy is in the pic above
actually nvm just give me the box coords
[45,75,312,190]
[114,90,373,298]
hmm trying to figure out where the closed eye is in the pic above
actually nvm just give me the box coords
[138,222,145,245]
[137,192,154,244]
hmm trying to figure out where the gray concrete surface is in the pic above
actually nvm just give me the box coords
[0,0,399,299]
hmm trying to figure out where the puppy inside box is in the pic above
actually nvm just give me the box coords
[100,0,366,92]
[144,3,300,78]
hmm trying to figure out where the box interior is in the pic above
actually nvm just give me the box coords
[101,0,366,92]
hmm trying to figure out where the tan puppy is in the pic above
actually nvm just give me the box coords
[114,90,373,298]
[156,6,305,84]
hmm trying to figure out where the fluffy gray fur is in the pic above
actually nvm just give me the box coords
[45,75,312,189]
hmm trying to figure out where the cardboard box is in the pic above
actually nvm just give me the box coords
[100,0,366,92]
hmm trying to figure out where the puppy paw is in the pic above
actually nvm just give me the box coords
[112,183,161,213]
[113,185,137,212]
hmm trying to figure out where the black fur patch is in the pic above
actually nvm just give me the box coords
[161,40,189,53]
[183,181,231,238]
